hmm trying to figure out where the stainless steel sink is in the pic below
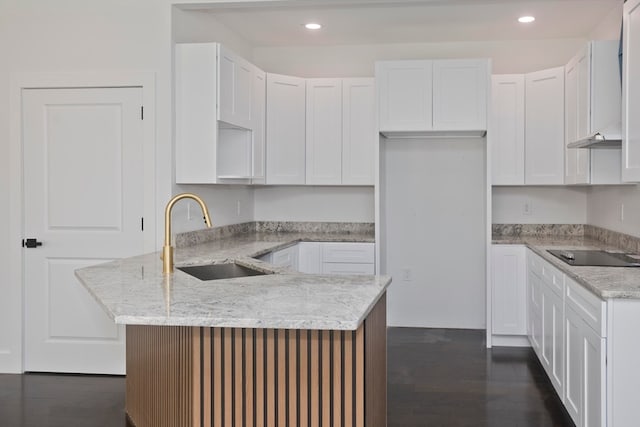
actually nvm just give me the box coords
[177,263,268,281]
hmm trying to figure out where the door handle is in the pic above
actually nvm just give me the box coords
[22,238,43,248]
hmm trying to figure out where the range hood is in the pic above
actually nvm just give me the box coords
[567,122,622,149]
[379,129,487,139]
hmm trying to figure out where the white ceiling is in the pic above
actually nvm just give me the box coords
[186,0,622,47]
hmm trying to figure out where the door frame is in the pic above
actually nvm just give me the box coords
[7,71,157,373]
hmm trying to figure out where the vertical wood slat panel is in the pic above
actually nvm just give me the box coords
[289,330,298,427]
[213,328,222,427]
[310,330,319,427]
[224,329,232,427]
[126,302,386,427]
[266,329,275,427]
[355,325,365,427]
[365,295,387,427]
[333,331,342,427]
[277,331,287,427]
[299,331,309,427]
[255,329,265,427]
[235,329,244,427]
[245,329,254,427]
[322,331,331,427]
[343,331,353,427]
[126,325,194,427]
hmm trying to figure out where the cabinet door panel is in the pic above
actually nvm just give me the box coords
[252,68,266,184]
[583,325,605,427]
[565,306,583,427]
[266,73,306,184]
[491,245,526,335]
[306,79,343,185]
[342,78,375,185]
[525,67,565,185]
[623,0,640,182]
[219,45,253,130]
[433,59,488,130]
[491,75,525,185]
[376,60,433,131]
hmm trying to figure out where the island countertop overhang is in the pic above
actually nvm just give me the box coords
[75,232,390,331]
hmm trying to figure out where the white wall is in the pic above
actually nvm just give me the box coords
[492,187,588,224]
[253,38,586,77]
[383,139,486,329]
[254,187,374,222]
[587,185,640,237]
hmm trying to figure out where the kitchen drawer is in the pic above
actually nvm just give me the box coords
[541,260,565,298]
[321,243,375,264]
[528,250,544,278]
[566,277,607,337]
[321,262,375,275]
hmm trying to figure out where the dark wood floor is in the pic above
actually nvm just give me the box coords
[0,328,574,427]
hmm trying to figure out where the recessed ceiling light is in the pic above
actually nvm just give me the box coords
[304,23,322,30]
[518,16,536,24]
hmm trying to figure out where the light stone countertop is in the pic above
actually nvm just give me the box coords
[493,235,640,299]
[75,231,389,330]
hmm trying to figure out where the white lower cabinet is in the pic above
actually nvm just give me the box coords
[523,249,606,427]
[261,242,375,275]
[491,245,527,336]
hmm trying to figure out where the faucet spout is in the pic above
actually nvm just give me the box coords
[162,193,212,274]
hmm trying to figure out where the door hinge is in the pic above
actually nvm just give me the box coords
[141,106,144,120]
[141,217,144,231]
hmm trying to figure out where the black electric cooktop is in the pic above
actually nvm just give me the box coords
[547,250,640,267]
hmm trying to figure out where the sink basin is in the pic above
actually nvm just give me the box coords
[177,263,268,281]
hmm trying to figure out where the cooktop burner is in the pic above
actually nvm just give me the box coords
[547,250,640,267]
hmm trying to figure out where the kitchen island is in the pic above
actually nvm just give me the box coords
[76,231,390,427]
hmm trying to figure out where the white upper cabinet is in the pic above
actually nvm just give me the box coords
[376,59,489,136]
[491,74,525,185]
[175,43,266,184]
[525,67,565,185]
[565,45,591,185]
[376,60,433,132]
[565,41,622,185]
[433,59,488,131]
[623,0,640,182]
[306,79,343,185]
[218,45,254,130]
[342,78,375,185]
[251,68,267,185]
[306,78,376,186]
[266,73,307,185]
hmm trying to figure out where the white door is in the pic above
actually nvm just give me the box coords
[432,59,488,131]
[306,78,343,185]
[342,78,375,186]
[22,87,145,374]
[525,67,565,185]
[265,73,306,185]
[490,74,525,185]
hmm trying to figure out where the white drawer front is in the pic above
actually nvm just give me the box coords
[321,263,375,275]
[566,277,607,337]
[528,250,544,278]
[541,260,565,297]
[321,243,375,264]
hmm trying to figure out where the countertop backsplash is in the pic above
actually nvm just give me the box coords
[493,223,640,254]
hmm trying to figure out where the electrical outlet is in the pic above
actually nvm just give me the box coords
[236,200,241,217]
[523,201,532,216]
[401,268,412,281]
[621,203,625,222]
[187,201,193,221]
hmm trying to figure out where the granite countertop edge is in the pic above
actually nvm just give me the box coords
[492,235,640,300]
[75,230,389,331]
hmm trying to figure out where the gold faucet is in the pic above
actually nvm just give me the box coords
[162,193,212,274]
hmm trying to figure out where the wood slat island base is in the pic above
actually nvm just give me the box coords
[125,295,386,427]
